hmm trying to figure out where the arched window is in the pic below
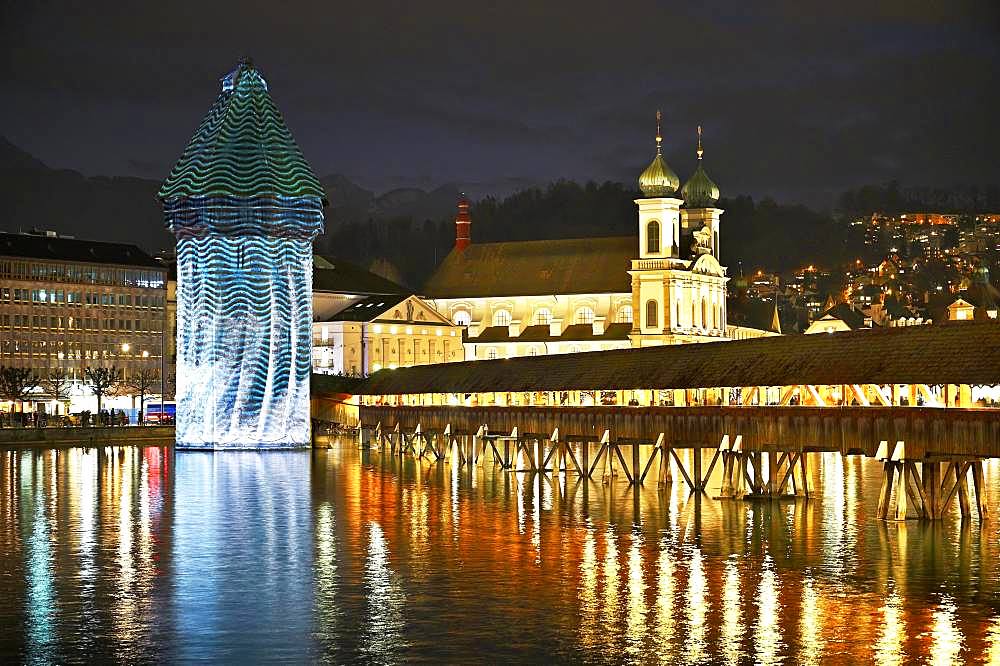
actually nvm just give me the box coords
[534,308,553,325]
[487,347,499,360]
[492,310,511,327]
[575,306,595,325]
[647,220,661,254]
[616,305,633,324]
[646,300,658,329]
[453,310,471,326]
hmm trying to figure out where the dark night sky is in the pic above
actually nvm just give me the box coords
[2,0,999,208]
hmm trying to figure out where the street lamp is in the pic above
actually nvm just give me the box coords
[121,342,130,354]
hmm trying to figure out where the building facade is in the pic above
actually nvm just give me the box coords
[0,231,167,414]
[313,294,465,375]
[423,119,737,360]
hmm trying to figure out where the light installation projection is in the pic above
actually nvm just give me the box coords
[159,58,326,448]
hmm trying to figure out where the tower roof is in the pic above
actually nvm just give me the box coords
[638,111,680,198]
[158,59,326,203]
[681,126,720,208]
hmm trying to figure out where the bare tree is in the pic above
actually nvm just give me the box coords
[84,366,122,417]
[127,368,159,425]
[0,366,40,413]
[44,367,72,415]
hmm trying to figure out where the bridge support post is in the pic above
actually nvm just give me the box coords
[657,436,672,488]
[972,461,989,521]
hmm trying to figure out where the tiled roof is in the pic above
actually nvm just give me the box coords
[818,303,872,330]
[159,59,325,203]
[313,255,408,295]
[0,232,163,269]
[467,322,632,345]
[330,295,409,321]
[346,321,1000,394]
[421,236,636,298]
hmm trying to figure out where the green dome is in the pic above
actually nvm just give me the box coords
[639,153,680,198]
[681,161,720,208]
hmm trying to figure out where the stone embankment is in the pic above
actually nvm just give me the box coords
[0,426,175,448]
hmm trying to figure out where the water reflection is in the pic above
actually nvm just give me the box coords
[0,446,998,663]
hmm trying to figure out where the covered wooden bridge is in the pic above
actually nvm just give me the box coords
[312,321,1000,522]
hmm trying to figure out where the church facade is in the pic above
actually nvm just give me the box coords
[423,118,755,361]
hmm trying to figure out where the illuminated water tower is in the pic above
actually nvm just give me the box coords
[159,58,326,448]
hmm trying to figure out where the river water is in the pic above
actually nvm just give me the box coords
[1,443,998,663]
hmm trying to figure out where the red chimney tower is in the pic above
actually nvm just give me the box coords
[454,195,471,251]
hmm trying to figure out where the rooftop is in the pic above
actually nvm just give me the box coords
[159,59,326,203]
[344,321,1000,395]
[0,232,164,269]
[313,255,408,296]
[422,236,635,298]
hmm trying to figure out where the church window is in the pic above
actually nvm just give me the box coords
[453,310,471,326]
[647,221,661,254]
[575,307,595,325]
[616,305,633,324]
[534,308,553,325]
[492,310,511,327]
[646,300,658,329]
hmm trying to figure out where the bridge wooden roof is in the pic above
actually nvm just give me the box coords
[346,321,1000,395]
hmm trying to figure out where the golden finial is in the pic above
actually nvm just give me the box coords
[655,110,662,155]
[697,125,704,161]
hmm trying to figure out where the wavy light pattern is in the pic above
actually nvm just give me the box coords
[161,60,324,448]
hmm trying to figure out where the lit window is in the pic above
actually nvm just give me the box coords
[646,300,658,328]
[575,307,595,325]
[616,305,633,324]
[493,310,511,327]
[647,220,661,254]
[534,308,553,325]
[453,310,471,326]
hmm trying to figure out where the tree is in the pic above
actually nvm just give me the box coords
[44,367,72,415]
[84,366,121,416]
[126,368,159,425]
[0,366,40,412]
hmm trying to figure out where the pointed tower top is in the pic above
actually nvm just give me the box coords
[159,58,324,203]
[681,124,720,208]
[655,110,663,156]
[639,110,679,197]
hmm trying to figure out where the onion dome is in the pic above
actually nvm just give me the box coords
[681,126,720,208]
[638,110,680,197]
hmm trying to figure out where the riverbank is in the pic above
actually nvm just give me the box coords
[0,425,175,448]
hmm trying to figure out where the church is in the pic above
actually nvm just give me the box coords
[422,116,770,361]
